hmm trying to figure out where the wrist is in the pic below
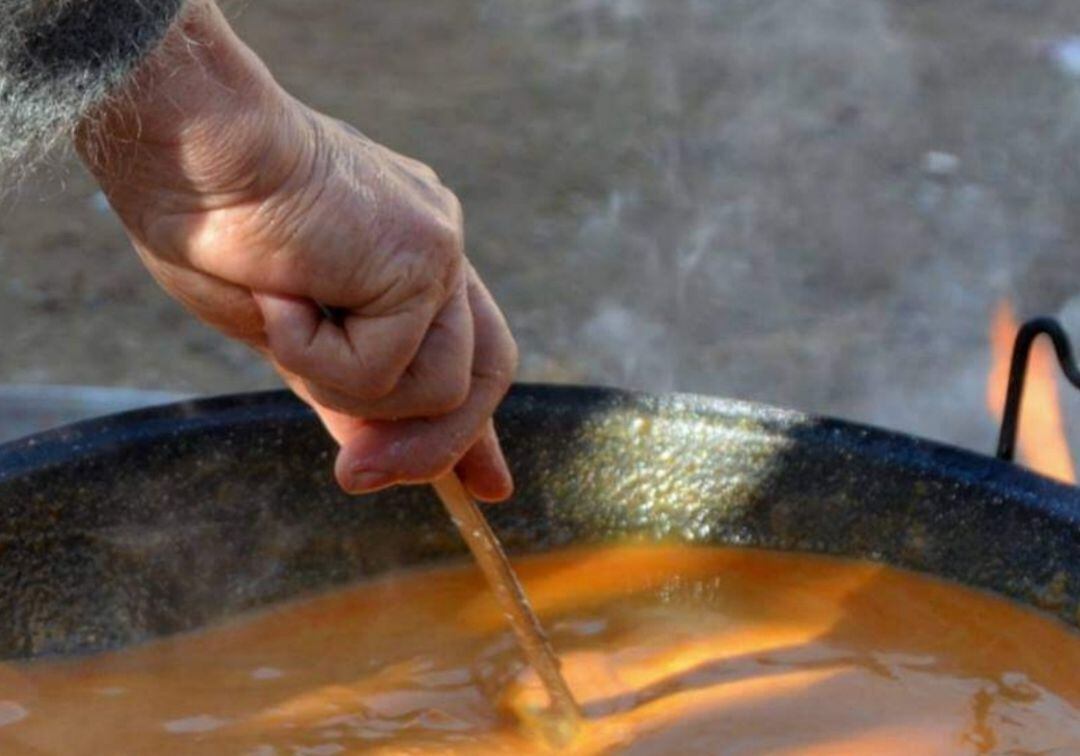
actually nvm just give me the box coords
[78,0,312,223]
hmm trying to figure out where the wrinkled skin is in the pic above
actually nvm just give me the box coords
[77,0,516,501]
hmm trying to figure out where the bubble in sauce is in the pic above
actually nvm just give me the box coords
[163,714,230,734]
[250,666,285,680]
[0,701,27,728]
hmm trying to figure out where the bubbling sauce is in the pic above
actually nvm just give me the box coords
[0,545,1077,754]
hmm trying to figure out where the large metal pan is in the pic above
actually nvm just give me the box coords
[0,384,1076,660]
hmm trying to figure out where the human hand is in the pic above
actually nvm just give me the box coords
[78,0,517,501]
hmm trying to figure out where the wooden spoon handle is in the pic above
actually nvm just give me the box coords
[432,473,581,724]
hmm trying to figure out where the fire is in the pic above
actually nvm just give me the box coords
[986,299,1076,484]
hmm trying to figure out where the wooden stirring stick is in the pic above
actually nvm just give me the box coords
[432,473,582,727]
[314,305,579,725]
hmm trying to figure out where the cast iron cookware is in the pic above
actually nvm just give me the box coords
[0,384,1076,660]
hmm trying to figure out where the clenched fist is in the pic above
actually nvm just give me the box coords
[78,0,517,501]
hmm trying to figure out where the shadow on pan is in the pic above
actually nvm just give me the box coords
[0,383,1076,660]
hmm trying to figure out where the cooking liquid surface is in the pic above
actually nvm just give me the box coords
[1,544,1077,754]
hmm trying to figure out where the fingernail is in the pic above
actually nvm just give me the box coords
[350,470,392,493]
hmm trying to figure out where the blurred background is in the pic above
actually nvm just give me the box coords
[4,0,1080,460]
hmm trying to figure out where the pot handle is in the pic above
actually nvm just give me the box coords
[995,317,1080,463]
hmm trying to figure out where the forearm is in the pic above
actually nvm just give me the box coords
[0,0,185,179]
[75,0,309,223]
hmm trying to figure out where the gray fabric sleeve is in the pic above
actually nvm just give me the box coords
[0,0,186,179]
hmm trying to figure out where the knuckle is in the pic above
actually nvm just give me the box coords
[415,186,463,252]
[270,338,314,376]
[348,368,400,402]
[425,214,464,264]
[307,382,365,415]
[408,157,441,184]
[485,337,519,391]
[439,186,463,223]
[393,223,462,310]
[337,324,424,401]
[387,222,461,302]
[425,371,471,415]
[352,341,418,399]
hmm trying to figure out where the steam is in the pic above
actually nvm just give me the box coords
[5,0,1080,458]
[485,0,1080,453]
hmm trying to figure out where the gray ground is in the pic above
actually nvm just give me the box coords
[4,0,1080,456]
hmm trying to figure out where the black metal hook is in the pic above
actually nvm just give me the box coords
[995,317,1080,462]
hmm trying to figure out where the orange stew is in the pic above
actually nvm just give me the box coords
[0,544,1077,754]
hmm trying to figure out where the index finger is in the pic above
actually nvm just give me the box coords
[333,270,518,492]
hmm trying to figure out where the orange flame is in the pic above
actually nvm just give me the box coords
[986,299,1076,484]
